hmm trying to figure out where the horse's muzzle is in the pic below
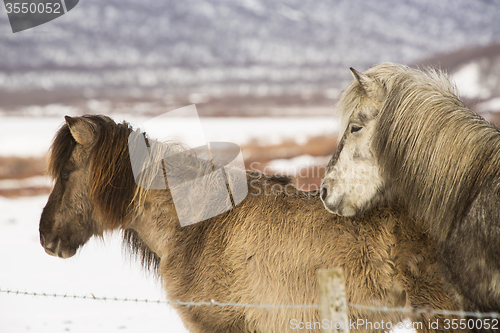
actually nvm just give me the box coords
[40,233,77,259]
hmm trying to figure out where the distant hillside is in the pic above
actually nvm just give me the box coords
[414,43,500,118]
[1,0,500,115]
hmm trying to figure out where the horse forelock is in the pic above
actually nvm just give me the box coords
[372,64,500,235]
[47,124,77,180]
[335,81,364,133]
[86,117,137,230]
[335,63,404,132]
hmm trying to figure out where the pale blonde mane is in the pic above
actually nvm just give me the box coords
[363,63,500,236]
[128,131,241,226]
[335,63,459,134]
[127,131,194,211]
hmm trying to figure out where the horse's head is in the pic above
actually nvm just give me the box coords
[39,115,134,258]
[321,67,387,216]
[39,116,101,258]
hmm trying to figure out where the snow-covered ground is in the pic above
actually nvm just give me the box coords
[452,62,492,101]
[266,154,331,175]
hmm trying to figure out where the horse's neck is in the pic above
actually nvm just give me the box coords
[124,146,213,258]
[128,191,177,259]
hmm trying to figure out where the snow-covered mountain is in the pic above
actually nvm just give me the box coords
[0,0,500,113]
[415,43,500,116]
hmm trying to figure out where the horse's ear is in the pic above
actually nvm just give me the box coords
[65,116,96,148]
[350,67,380,98]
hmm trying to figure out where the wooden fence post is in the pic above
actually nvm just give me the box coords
[318,268,349,333]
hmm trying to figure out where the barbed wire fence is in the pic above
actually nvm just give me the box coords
[2,285,500,319]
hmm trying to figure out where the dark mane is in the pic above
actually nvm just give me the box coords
[48,115,160,272]
[47,123,77,179]
[87,117,136,229]
[123,229,160,274]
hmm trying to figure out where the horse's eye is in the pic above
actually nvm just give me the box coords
[61,171,70,180]
[350,124,363,133]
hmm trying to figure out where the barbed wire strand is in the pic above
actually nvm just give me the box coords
[0,288,317,309]
[2,287,500,319]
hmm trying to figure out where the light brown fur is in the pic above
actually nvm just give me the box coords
[39,115,468,332]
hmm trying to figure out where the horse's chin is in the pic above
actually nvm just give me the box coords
[338,206,357,217]
[322,201,357,217]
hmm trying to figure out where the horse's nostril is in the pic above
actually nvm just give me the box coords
[321,187,328,201]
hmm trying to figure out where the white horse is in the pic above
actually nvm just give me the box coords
[321,63,500,319]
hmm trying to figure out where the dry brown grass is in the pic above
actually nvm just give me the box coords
[241,134,337,165]
[0,187,51,197]
[242,133,338,190]
[490,113,500,128]
[0,156,50,197]
[0,156,47,180]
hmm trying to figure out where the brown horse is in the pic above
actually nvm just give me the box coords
[39,115,466,333]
